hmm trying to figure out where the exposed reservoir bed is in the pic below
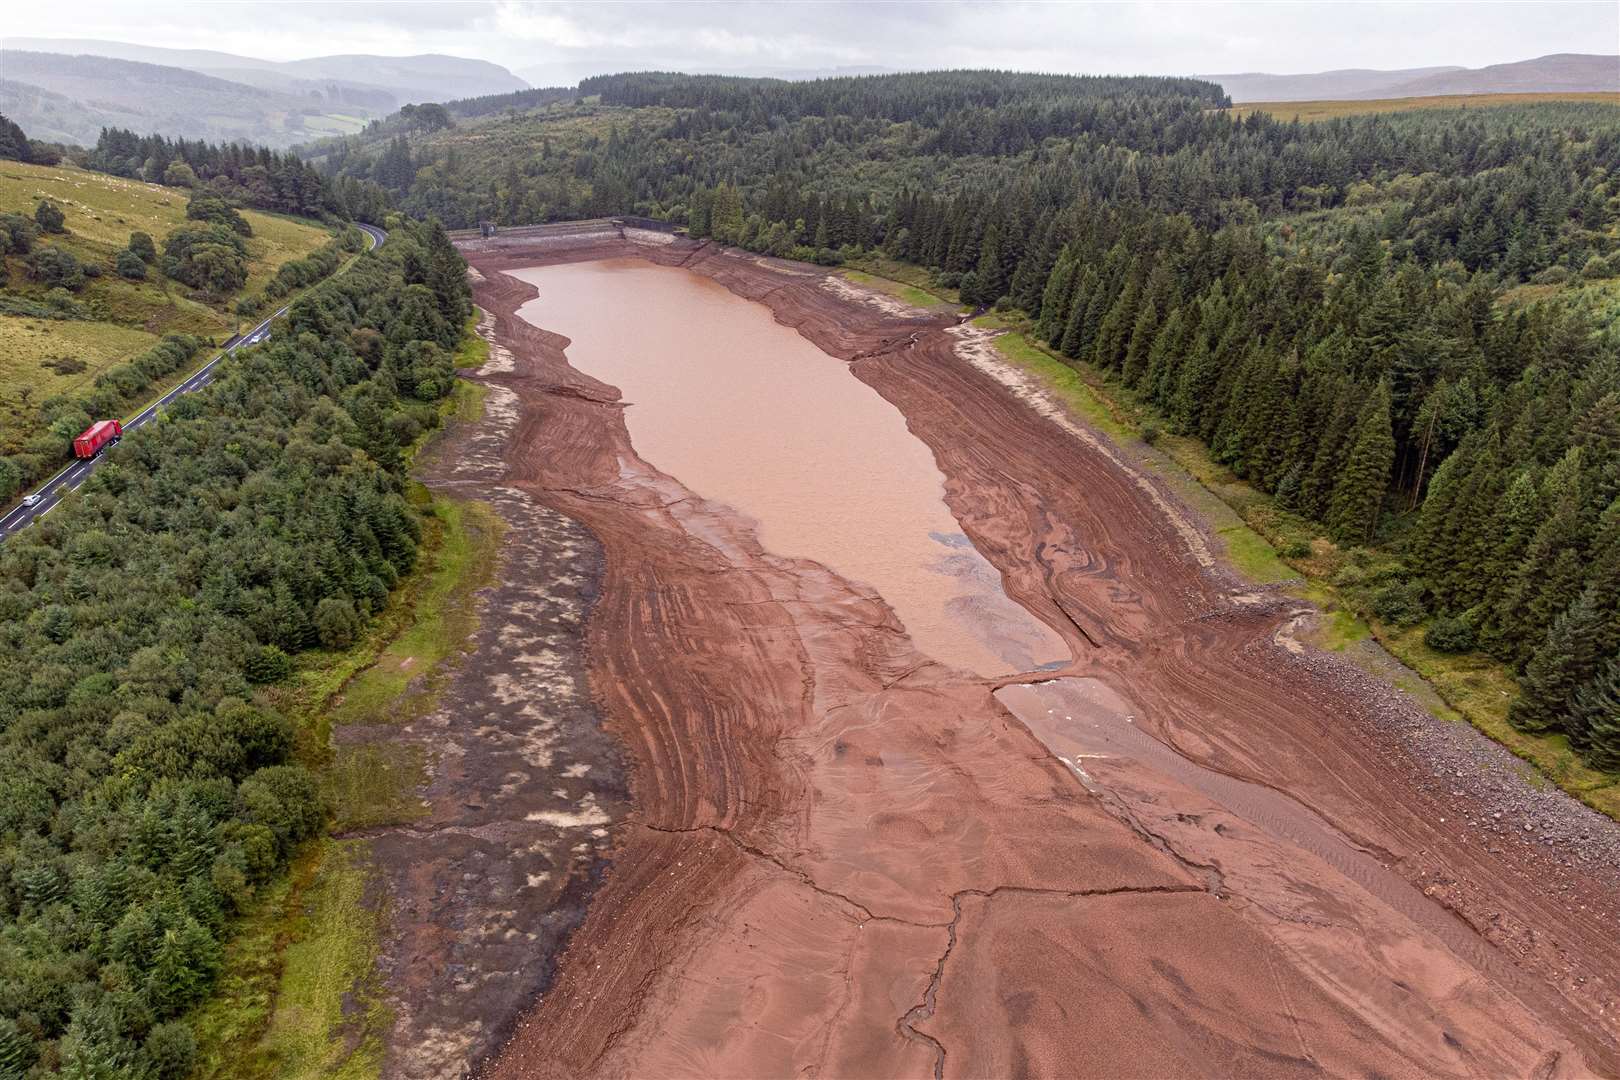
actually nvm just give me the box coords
[510,258,1067,677]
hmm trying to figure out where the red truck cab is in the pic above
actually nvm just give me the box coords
[73,419,123,459]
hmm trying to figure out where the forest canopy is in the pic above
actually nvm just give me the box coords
[0,216,470,1076]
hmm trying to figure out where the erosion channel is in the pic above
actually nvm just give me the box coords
[449,234,1620,1080]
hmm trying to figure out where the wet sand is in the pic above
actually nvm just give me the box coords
[446,232,1620,1079]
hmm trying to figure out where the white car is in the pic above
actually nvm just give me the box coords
[22,493,42,507]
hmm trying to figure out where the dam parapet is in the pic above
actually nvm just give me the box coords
[451,216,681,253]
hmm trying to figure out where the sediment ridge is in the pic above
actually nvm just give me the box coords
[447,232,1620,1079]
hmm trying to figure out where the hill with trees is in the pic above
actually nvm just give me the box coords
[313,69,1620,770]
[0,115,384,509]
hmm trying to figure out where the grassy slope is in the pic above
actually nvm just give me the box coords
[0,319,160,441]
[1230,91,1620,121]
[0,162,331,447]
[189,379,497,1080]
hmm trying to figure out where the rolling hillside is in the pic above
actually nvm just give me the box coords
[1207,52,1617,102]
[0,50,369,148]
[0,160,332,456]
[0,41,529,148]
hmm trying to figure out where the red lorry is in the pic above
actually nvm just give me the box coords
[72,420,122,459]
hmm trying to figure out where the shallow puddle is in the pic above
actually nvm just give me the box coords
[511,258,1068,677]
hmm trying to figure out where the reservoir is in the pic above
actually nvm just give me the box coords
[511,258,1068,677]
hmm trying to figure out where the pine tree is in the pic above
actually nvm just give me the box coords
[1510,589,1605,735]
[972,223,1006,304]
[1570,657,1620,769]
[1327,381,1395,545]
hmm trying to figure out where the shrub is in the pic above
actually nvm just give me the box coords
[1425,615,1477,653]
[0,212,37,254]
[34,198,66,233]
[1140,421,1161,445]
[129,230,156,262]
[184,193,251,237]
[313,596,361,649]
[1371,580,1428,627]
[27,246,85,290]
[116,248,148,280]
[161,223,248,294]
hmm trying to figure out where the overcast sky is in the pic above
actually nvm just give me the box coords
[5,2,1615,85]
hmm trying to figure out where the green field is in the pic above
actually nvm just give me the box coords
[1230,91,1620,122]
[0,161,333,457]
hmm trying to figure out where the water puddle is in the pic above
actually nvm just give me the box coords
[511,259,1067,677]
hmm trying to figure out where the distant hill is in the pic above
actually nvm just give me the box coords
[1205,66,1463,103]
[6,38,528,105]
[0,38,529,148]
[0,50,366,148]
[1206,53,1617,102]
[1369,53,1618,98]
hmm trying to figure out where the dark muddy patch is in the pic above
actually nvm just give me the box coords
[339,353,626,1080]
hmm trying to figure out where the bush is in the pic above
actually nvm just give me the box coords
[1281,539,1312,559]
[27,246,85,290]
[129,230,156,262]
[141,1022,197,1080]
[313,596,360,649]
[0,212,37,254]
[184,193,251,237]
[116,249,148,279]
[34,198,66,233]
[1582,254,1612,280]
[1424,615,1477,653]
[1140,421,1161,445]
[1370,580,1428,627]
[161,223,248,294]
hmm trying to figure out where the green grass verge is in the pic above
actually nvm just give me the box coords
[189,841,389,1080]
[452,308,490,368]
[969,313,1620,818]
[840,268,953,311]
[843,255,964,309]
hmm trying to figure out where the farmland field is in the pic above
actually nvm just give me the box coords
[1229,90,1620,121]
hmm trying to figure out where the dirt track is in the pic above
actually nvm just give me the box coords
[453,234,1620,1079]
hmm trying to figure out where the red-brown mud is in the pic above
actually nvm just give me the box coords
[454,230,1620,1079]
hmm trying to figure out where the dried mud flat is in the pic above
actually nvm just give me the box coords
[336,321,628,1079]
[424,231,1620,1079]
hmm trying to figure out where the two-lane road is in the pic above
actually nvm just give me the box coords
[0,222,385,541]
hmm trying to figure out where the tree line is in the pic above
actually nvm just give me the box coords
[319,70,1619,765]
[0,216,471,1077]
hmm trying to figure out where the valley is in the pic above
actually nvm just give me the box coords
[1,16,1617,1076]
[431,227,1620,1077]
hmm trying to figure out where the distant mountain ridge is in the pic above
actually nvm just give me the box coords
[1206,53,1617,102]
[6,38,528,105]
[0,37,529,147]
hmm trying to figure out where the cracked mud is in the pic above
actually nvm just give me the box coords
[435,229,1620,1079]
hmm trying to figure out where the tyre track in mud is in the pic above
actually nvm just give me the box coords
[454,235,1620,1078]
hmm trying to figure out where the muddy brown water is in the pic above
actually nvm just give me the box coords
[511,258,1068,677]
